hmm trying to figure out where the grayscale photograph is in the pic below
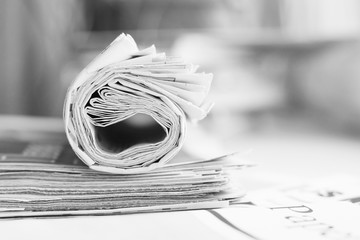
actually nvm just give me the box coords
[0,0,360,239]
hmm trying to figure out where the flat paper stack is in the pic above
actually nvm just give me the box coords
[0,139,248,218]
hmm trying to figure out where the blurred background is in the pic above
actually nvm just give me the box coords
[1,0,360,183]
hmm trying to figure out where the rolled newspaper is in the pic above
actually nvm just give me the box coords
[64,33,213,174]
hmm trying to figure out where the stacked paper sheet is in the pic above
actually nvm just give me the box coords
[0,140,248,218]
[64,33,213,174]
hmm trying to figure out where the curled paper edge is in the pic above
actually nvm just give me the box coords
[63,33,213,173]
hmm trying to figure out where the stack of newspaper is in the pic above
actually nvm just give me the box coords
[0,138,248,218]
[0,34,250,218]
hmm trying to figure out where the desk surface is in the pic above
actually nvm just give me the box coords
[1,115,360,239]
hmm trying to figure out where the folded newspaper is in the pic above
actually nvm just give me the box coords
[64,33,213,174]
[0,34,250,218]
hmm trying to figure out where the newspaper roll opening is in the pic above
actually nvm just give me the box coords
[64,33,213,174]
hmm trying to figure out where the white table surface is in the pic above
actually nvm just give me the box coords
[1,115,360,239]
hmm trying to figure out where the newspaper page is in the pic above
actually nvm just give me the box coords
[238,176,360,240]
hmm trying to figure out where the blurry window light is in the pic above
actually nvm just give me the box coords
[280,0,360,41]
